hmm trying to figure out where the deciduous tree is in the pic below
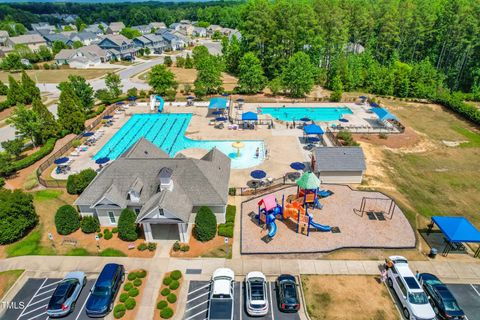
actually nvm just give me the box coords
[148,64,177,96]
[237,52,266,94]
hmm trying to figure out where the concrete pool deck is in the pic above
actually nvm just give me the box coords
[49,102,396,187]
[240,185,416,254]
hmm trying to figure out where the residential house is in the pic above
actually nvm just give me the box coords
[345,42,365,54]
[221,28,242,40]
[207,24,222,36]
[0,30,9,46]
[192,27,207,37]
[158,30,186,51]
[75,138,231,242]
[131,25,151,35]
[67,31,100,46]
[98,34,136,60]
[171,31,193,46]
[133,33,166,53]
[5,34,47,52]
[169,23,181,31]
[312,147,366,184]
[31,22,55,34]
[55,44,109,68]
[148,22,166,31]
[85,23,107,36]
[106,22,125,35]
[42,33,69,46]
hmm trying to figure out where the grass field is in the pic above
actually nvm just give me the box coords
[302,275,399,320]
[364,98,480,229]
[0,270,24,299]
[0,69,116,83]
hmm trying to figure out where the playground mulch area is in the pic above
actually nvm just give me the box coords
[240,185,416,254]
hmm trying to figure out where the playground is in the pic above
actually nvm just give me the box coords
[240,178,416,254]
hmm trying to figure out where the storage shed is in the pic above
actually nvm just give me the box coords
[312,147,366,184]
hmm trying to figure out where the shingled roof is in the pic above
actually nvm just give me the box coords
[314,147,366,172]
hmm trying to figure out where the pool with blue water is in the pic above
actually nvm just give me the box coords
[94,113,265,169]
[261,106,352,121]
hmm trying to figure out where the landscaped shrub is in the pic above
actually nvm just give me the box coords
[217,222,234,238]
[136,270,147,278]
[54,205,80,235]
[99,248,126,257]
[167,293,177,303]
[172,241,181,251]
[157,300,168,310]
[147,242,157,251]
[4,138,56,175]
[112,227,118,233]
[180,244,190,252]
[0,189,38,244]
[119,293,129,303]
[118,209,138,241]
[170,270,182,281]
[160,307,174,319]
[113,304,126,319]
[104,231,113,240]
[161,288,170,296]
[123,282,133,291]
[193,206,217,242]
[66,169,97,195]
[127,272,137,281]
[137,243,147,251]
[128,287,139,297]
[80,216,100,234]
[124,297,136,310]
[169,280,179,290]
[97,232,103,238]
[163,277,172,286]
[133,279,142,287]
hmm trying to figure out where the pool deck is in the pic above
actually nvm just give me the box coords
[49,102,396,187]
[240,185,416,254]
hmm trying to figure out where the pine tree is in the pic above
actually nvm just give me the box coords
[21,71,40,105]
[31,98,58,143]
[7,76,26,105]
[185,53,194,69]
[57,86,85,134]
[281,52,315,98]
[237,52,267,94]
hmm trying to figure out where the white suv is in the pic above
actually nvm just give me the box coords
[245,271,269,316]
[387,256,436,320]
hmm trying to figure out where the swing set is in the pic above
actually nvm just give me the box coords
[358,197,396,220]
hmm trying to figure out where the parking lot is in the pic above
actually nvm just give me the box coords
[446,283,480,320]
[2,277,101,320]
[184,280,300,320]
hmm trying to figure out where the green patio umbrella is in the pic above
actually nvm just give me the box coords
[296,171,320,190]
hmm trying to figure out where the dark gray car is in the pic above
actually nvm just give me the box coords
[47,271,86,318]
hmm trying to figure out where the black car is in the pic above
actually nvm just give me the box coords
[418,273,465,320]
[275,274,300,313]
[86,263,125,317]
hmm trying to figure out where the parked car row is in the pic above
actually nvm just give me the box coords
[207,268,300,320]
[47,263,124,318]
[386,256,465,320]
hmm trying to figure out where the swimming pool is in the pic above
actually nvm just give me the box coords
[94,114,264,169]
[261,106,353,121]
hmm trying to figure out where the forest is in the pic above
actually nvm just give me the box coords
[1,0,479,101]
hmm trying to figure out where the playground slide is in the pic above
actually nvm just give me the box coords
[267,221,277,238]
[309,220,332,232]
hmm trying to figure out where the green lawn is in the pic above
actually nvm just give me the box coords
[0,270,24,299]
[99,248,127,257]
[6,229,55,257]
[200,244,233,259]
[451,125,480,147]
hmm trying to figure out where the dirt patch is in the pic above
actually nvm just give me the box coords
[170,234,232,258]
[354,127,420,149]
[302,275,399,320]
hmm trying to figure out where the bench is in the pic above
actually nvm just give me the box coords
[61,237,78,247]
[128,243,135,250]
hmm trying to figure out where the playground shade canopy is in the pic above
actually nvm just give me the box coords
[431,216,480,243]
[242,111,258,121]
[371,107,397,121]
[208,97,228,109]
[258,195,277,211]
[303,124,324,135]
[296,171,320,190]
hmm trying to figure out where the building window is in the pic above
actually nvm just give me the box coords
[159,209,164,216]
[108,211,116,224]
[134,208,140,215]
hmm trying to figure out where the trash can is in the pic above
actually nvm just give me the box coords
[429,248,438,259]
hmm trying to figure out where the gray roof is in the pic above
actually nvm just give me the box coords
[314,147,366,172]
[108,22,125,32]
[8,34,46,45]
[54,49,76,60]
[76,138,230,221]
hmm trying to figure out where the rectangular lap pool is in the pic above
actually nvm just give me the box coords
[261,106,352,121]
[94,113,265,169]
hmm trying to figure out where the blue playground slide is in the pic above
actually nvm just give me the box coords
[309,220,332,232]
[268,221,277,238]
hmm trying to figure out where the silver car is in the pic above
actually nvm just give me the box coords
[245,271,269,316]
[47,271,87,318]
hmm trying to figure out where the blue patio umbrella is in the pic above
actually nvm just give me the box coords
[187,96,194,100]
[212,110,223,115]
[128,96,137,101]
[83,132,94,137]
[339,118,349,123]
[290,162,306,171]
[216,117,227,122]
[250,170,267,179]
[54,157,69,165]
[103,115,113,120]
[300,117,311,122]
[236,98,245,102]
[222,93,229,97]
[359,95,367,99]
[307,137,321,143]
[116,101,125,105]
[95,157,110,165]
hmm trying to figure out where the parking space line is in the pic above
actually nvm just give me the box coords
[17,278,48,320]
[28,296,51,307]
[22,304,49,317]
[25,311,47,320]
[239,282,242,320]
[185,308,208,320]
[268,283,275,320]
[74,292,91,320]
[187,291,210,303]
[188,283,210,296]
[39,280,62,290]
[35,288,55,297]
[470,284,480,297]
[185,299,208,313]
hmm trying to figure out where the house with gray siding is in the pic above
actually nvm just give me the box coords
[75,138,231,242]
[312,147,366,184]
